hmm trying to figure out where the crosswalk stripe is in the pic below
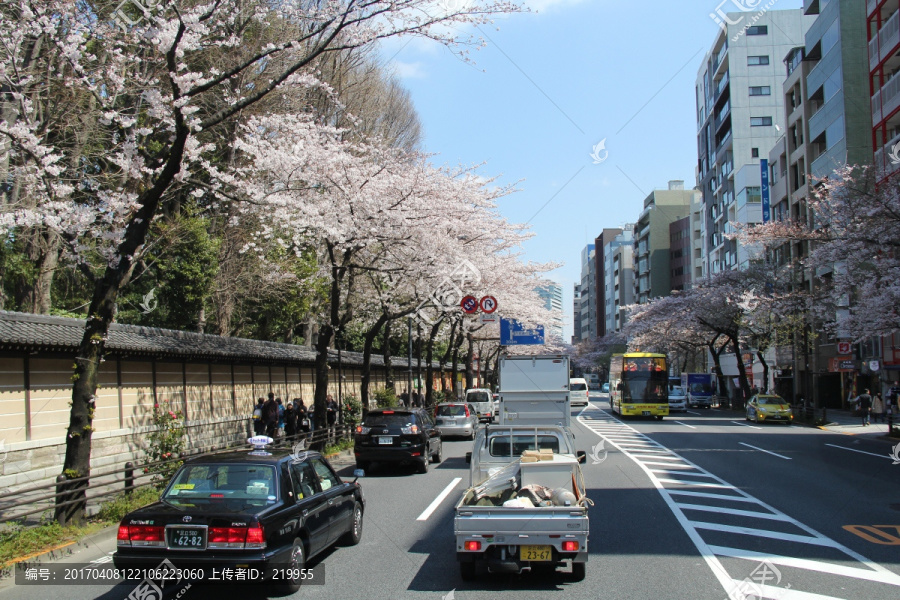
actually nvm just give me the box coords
[576,406,900,598]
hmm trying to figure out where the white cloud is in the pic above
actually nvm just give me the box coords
[392,60,428,80]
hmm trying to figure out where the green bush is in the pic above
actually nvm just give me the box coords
[373,387,398,408]
[144,400,185,489]
[342,394,362,429]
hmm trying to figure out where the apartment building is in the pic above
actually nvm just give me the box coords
[696,9,813,275]
[599,226,634,336]
[536,283,564,341]
[572,284,582,345]
[869,0,900,179]
[578,244,597,341]
[633,181,697,304]
[594,228,623,338]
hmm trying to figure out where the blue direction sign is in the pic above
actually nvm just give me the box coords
[760,158,771,223]
[500,318,545,346]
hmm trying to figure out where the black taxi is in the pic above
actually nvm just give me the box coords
[113,438,364,592]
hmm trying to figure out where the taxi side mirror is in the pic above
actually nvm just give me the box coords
[577,451,587,464]
[465,452,472,464]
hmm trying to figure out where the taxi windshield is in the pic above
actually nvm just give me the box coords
[757,397,786,405]
[163,464,278,511]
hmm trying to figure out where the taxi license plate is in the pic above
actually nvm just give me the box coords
[642,411,650,416]
[378,436,393,445]
[167,527,206,549]
[520,545,552,561]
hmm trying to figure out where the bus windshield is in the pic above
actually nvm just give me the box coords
[622,379,667,402]
[623,357,667,373]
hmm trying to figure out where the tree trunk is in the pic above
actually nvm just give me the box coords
[31,231,60,314]
[756,349,769,393]
[424,318,442,406]
[439,319,458,392]
[361,314,388,412]
[732,335,752,409]
[383,320,393,391]
[451,327,464,398]
[708,337,728,403]
[57,119,190,525]
[314,322,333,439]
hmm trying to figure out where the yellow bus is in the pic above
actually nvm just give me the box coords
[609,353,669,420]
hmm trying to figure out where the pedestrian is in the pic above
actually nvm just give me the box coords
[252,397,265,435]
[326,394,338,426]
[400,390,410,408]
[872,392,886,424]
[295,399,310,434]
[854,388,873,426]
[284,401,297,441]
[262,392,279,438]
[276,398,285,440]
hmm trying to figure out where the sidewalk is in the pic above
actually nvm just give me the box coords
[809,408,900,442]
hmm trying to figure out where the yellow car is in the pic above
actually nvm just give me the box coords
[746,394,793,424]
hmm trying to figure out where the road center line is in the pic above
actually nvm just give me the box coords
[686,410,701,415]
[739,442,791,460]
[416,477,462,521]
[731,420,761,429]
[674,421,696,429]
[825,443,894,460]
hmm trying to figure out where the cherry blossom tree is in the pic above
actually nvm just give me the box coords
[0,0,524,524]
[739,165,900,342]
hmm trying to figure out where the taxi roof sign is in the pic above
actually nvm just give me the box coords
[247,435,274,455]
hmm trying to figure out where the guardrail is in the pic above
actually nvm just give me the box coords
[0,425,353,526]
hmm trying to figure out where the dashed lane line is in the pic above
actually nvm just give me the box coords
[739,442,792,460]
[416,477,462,521]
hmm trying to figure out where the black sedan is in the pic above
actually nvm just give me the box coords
[354,407,442,473]
[113,443,364,592]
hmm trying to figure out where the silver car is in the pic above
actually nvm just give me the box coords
[434,402,478,439]
[668,385,688,412]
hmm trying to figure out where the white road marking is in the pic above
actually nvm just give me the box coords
[673,421,696,429]
[91,555,113,564]
[825,443,894,460]
[728,579,846,600]
[739,442,792,460]
[416,477,462,521]
[731,420,761,429]
[576,407,900,599]
[686,410,702,415]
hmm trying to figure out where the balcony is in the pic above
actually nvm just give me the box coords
[873,88,883,126]
[869,0,880,18]
[875,130,900,178]
[872,10,900,70]
[877,74,900,125]
[714,73,730,101]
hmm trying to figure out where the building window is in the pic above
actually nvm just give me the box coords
[751,148,759,158]
[751,117,773,127]
[747,25,768,35]
[748,55,770,66]
[749,86,771,96]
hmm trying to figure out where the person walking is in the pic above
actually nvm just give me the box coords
[295,399,310,435]
[262,392,279,438]
[252,398,265,435]
[276,398,285,441]
[326,394,338,441]
[284,401,297,442]
[854,389,873,426]
[872,392,886,424]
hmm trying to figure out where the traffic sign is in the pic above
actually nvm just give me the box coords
[500,318,544,345]
[837,342,851,355]
[461,295,478,314]
[480,296,498,313]
[480,313,498,324]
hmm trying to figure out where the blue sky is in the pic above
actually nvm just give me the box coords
[379,0,803,338]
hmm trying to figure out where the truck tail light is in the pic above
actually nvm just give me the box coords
[562,541,579,552]
[464,540,482,551]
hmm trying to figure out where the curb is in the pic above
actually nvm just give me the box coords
[0,524,119,591]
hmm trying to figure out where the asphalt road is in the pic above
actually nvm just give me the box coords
[3,391,899,600]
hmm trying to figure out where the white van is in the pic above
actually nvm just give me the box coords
[569,378,589,407]
[464,388,495,423]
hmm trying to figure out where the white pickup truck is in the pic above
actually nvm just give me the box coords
[457,354,590,580]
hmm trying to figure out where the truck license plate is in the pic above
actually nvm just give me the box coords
[521,545,552,561]
[642,411,650,416]
[378,436,393,445]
